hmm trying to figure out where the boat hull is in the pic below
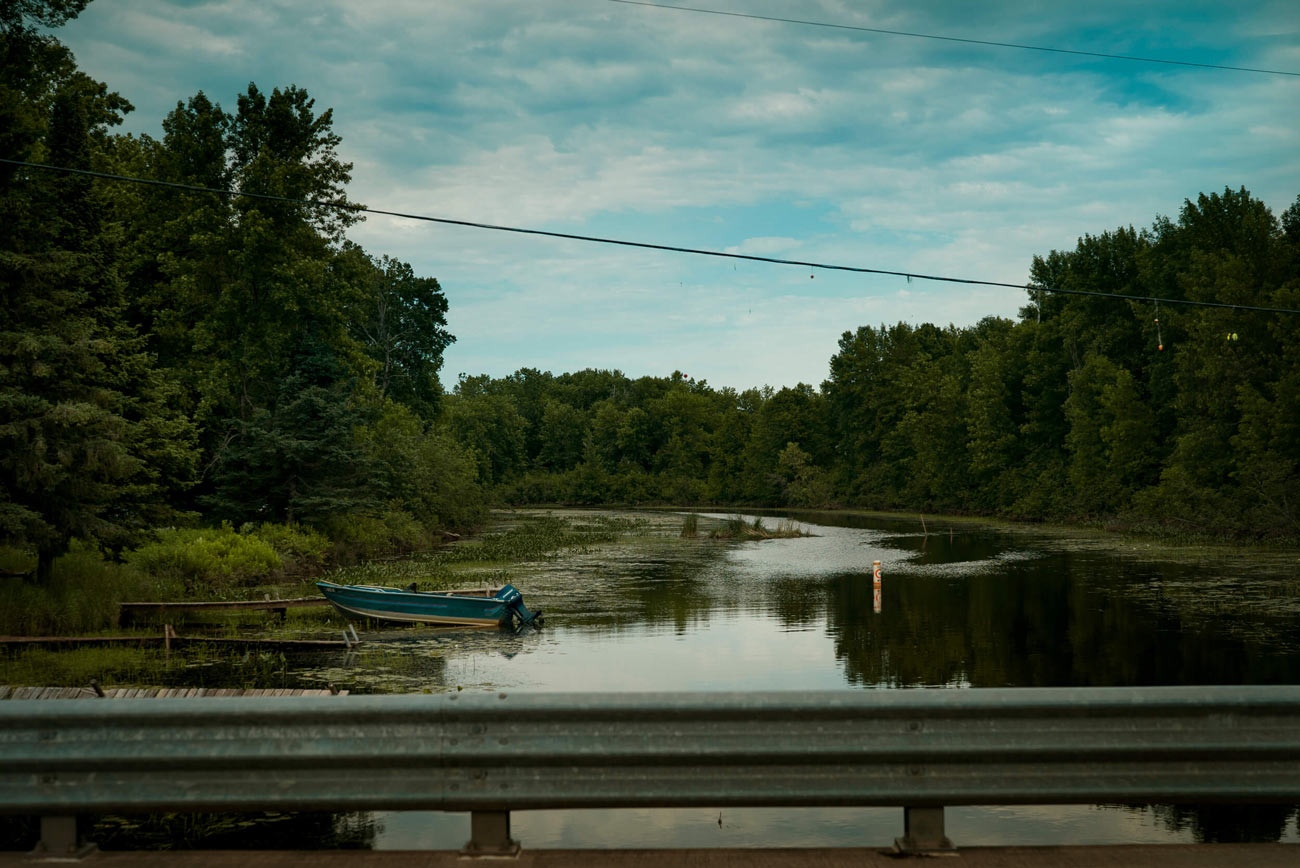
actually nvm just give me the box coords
[315,581,541,628]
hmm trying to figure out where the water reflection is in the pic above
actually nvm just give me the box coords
[376,804,1299,850]
[361,509,1300,848]
[375,510,1300,694]
[9,509,1296,851]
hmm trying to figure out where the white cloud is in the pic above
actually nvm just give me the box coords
[58,0,1300,388]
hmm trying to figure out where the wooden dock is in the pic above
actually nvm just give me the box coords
[119,597,327,624]
[0,686,348,699]
[0,632,356,651]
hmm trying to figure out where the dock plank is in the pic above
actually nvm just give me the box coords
[120,597,326,615]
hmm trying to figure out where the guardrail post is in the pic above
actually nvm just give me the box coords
[31,816,94,860]
[895,806,954,854]
[462,810,520,857]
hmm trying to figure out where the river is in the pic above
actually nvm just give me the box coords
[306,508,1300,849]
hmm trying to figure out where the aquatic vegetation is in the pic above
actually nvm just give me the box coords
[706,515,811,540]
[680,513,700,537]
[89,810,378,852]
[0,642,295,690]
[326,512,651,590]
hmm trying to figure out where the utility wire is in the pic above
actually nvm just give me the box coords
[603,0,1300,77]
[4,157,1298,316]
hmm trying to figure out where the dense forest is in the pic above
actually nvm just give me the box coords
[3,2,1298,589]
[1,1,483,582]
[446,186,1300,545]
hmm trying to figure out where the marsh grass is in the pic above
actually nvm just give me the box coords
[0,543,165,636]
[706,515,812,540]
[1,810,377,853]
[680,513,700,537]
[0,641,293,689]
[328,513,649,590]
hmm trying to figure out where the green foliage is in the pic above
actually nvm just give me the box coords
[329,513,646,589]
[778,442,835,508]
[2,2,1294,569]
[435,189,1297,542]
[2,9,479,580]
[242,523,330,574]
[343,247,453,419]
[204,345,378,526]
[0,27,197,579]
[356,402,486,531]
[125,527,282,595]
[0,541,153,635]
[322,507,430,564]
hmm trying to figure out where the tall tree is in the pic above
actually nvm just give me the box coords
[1,4,196,578]
[345,248,454,419]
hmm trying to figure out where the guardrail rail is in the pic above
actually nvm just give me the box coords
[3,685,1299,857]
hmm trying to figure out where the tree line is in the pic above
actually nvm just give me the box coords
[442,188,1299,541]
[2,1,482,581]
[4,2,1297,587]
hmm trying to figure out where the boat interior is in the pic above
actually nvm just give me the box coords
[403,583,503,597]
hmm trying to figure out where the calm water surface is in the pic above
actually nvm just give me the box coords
[317,509,1300,849]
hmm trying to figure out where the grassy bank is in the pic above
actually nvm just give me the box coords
[327,512,649,591]
[0,510,669,690]
[0,515,448,637]
[0,512,652,639]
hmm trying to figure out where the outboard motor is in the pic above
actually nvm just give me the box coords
[498,584,544,629]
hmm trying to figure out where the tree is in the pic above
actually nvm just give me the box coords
[346,250,454,419]
[1,10,196,579]
[204,334,374,526]
[442,393,527,485]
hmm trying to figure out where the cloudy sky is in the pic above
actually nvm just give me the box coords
[59,0,1300,389]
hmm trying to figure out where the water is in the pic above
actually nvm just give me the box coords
[11,509,1293,850]
[304,509,1300,848]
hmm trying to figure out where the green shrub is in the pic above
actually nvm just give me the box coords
[496,471,570,506]
[0,542,156,635]
[323,507,432,564]
[125,526,282,595]
[243,523,331,574]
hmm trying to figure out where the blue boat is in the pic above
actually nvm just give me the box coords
[315,580,543,629]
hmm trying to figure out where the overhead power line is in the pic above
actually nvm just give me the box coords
[4,157,1298,316]
[602,0,1300,77]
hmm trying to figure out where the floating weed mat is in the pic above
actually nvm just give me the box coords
[326,512,653,589]
[93,810,377,851]
[0,643,300,690]
[0,812,376,853]
[1121,576,1300,649]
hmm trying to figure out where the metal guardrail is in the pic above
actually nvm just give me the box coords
[3,686,1300,856]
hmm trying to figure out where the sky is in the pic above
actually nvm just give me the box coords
[56,0,1300,389]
